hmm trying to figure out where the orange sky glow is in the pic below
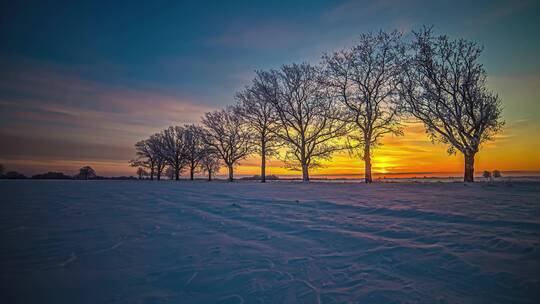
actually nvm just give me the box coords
[4,118,538,178]
[2,72,539,178]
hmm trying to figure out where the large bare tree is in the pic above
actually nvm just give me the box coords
[201,107,253,182]
[255,63,348,181]
[235,83,279,183]
[183,124,207,180]
[398,28,504,182]
[162,126,187,180]
[323,31,404,183]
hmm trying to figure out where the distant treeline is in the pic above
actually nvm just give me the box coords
[0,165,136,180]
[131,27,504,183]
[0,163,280,181]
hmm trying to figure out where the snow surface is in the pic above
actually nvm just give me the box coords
[1,180,540,303]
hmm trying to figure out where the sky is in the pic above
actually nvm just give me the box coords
[1,0,539,177]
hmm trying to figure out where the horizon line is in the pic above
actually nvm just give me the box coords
[10,169,538,178]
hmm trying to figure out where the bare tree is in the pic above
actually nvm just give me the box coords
[0,164,4,176]
[235,83,280,183]
[201,107,253,182]
[76,166,96,180]
[255,63,348,182]
[130,133,165,180]
[199,149,222,181]
[398,28,504,182]
[323,31,404,183]
[130,139,156,180]
[183,124,207,180]
[162,126,187,180]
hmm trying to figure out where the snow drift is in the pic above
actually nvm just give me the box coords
[1,181,539,303]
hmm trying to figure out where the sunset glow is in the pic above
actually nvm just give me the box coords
[1,1,539,178]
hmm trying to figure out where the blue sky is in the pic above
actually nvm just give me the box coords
[1,0,539,175]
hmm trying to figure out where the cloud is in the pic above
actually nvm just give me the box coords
[1,63,210,115]
[0,133,131,161]
[0,60,214,140]
[0,58,215,174]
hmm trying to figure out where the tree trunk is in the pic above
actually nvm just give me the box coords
[190,166,194,181]
[227,164,234,182]
[208,170,212,181]
[301,163,309,182]
[150,168,154,181]
[364,143,372,184]
[157,171,161,181]
[464,152,475,182]
[261,142,266,183]
[175,166,180,181]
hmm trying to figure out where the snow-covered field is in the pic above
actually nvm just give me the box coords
[1,180,539,303]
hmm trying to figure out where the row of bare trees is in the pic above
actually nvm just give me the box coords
[130,125,222,181]
[132,28,504,183]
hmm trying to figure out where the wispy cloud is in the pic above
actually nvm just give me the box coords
[0,58,215,174]
[0,60,213,137]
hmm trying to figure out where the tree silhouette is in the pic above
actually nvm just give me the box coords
[323,31,404,183]
[255,63,348,182]
[202,107,253,182]
[77,166,96,180]
[162,126,188,180]
[236,81,280,183]
[32,172,72,179]
[183,124,207,180]
[0,163,4,176]
[3,171,27,179]
[130,134,164,180]
[398,28,504,182]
